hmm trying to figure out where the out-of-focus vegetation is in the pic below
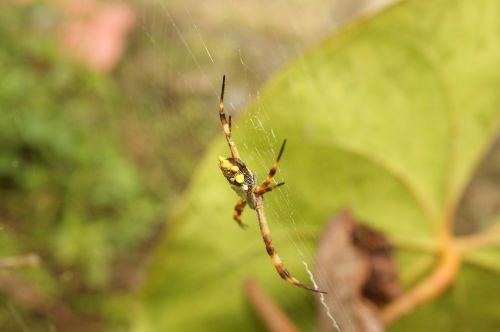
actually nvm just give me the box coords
[0,3,167,330]
[0,3,184,331]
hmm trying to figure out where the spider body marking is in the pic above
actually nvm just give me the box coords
[217,75,326,294]
[219,157,257,209]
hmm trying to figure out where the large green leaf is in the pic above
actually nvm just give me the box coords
[134,0,500,330]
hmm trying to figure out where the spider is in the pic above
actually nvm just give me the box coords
[217,75,326,294]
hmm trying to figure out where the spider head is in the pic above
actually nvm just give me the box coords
[219,157,255,192]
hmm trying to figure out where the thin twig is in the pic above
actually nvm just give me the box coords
[0,253,40,269]
[244,278,298,332]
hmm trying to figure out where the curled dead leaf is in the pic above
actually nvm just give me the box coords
[315,210,400,332]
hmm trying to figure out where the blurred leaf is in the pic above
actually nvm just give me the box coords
[136,0,500,331]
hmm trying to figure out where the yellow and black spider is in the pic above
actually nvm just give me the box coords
[217,75,326,294]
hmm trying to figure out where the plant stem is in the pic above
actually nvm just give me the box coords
[244,278,298,332]
[0,253,39,269]
[455,223,500,251]
[381,244,461,325]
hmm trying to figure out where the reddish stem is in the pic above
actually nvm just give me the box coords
[381,245,461,325]
[244,278,298,332]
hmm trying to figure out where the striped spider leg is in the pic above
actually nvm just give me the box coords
[217,76,326,294]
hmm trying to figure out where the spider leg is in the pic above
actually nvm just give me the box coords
[255,182,285,195]
[232,197,247,228]
[255,195,326,294]
[257,139,286,192]
[219,75,240,159]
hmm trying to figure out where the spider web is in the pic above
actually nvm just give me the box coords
[132,1,393,331]
[240,102,348,332]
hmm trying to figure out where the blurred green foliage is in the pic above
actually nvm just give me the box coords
[0,3,162,330]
